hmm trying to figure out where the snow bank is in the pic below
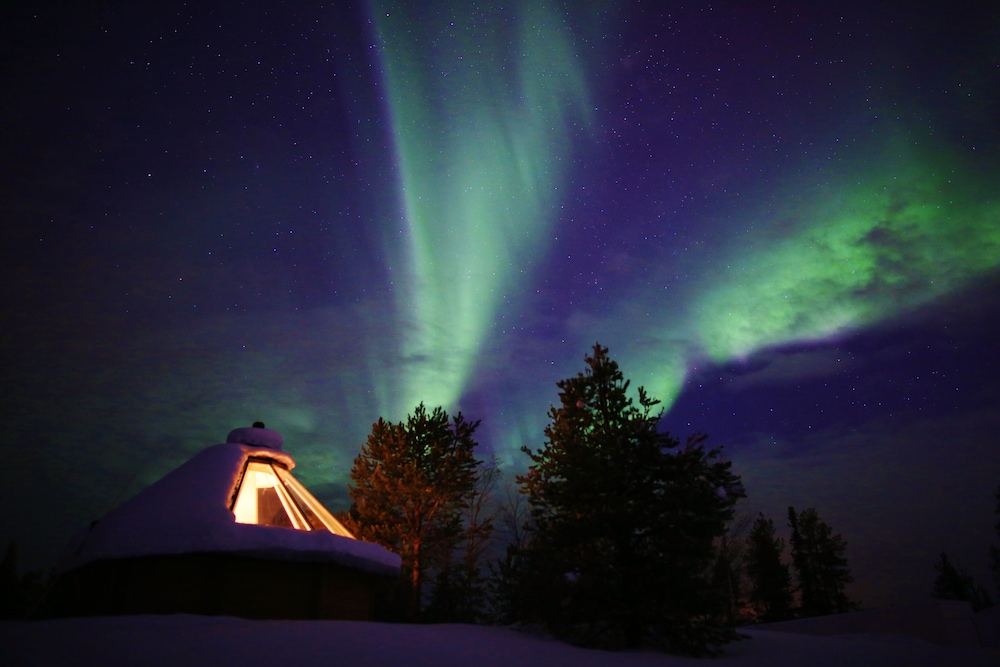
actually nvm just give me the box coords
[2,616,997,667]
[754,600,982,648]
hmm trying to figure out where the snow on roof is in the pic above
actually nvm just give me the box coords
[58,437,400,577]
[226,425,284,449]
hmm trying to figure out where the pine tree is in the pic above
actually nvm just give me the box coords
[744,513,793,622]
[346,403,482,619]
[932,552,992,611]
[787,507,855,617]
[517,344,745,655]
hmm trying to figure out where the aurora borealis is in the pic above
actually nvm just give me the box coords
[3,0,1000,608]
[686,146,1000,382]
[372,1,595,413]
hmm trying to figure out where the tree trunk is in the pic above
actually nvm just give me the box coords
[410,543,421,620]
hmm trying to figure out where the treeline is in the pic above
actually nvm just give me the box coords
[929,485,1000,612]
[4,342,996,654]
[340,344,858,655]
[739,507,855,623]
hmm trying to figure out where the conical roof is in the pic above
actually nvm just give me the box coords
[58,426,400,577]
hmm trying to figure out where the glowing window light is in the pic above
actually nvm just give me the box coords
[231,459,355,538]
[273,465,355,538]
[232,461,309,530]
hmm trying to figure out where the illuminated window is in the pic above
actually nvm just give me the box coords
[231,459,354,538]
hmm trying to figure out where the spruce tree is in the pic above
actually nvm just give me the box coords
[517,344,745,655]
[787,507,855,616]
[744,513,793,622]
[932,552,992,611]
[346,403,482,619]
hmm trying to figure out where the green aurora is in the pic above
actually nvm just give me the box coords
[623,142,1000,409]
[372,1,595,416]
[370,2,1000,425]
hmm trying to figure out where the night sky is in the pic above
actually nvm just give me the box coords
[3,1,1000,609]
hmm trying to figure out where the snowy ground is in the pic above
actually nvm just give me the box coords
[3,616,998,667]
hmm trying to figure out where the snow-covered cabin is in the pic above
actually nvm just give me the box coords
[42,424,400,621]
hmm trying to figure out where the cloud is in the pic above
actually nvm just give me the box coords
[722,348,859,391]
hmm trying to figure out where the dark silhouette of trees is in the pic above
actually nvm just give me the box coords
[0,542,46,619]
[0,541,19,619]
[345,403,483,619]
[710,511,751,628]
[515,343,745,655]
[932,552,992,611]
[990,483,1000,599]
[744,512,793,622]
[787,506,855,617]
[484,475,533,625]
[424,463,499,623]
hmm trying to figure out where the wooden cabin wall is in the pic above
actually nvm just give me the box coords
[40,554,391,621]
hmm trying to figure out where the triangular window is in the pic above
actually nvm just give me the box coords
[231,459,354,537]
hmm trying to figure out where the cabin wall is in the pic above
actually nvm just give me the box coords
[40,553,392,621]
